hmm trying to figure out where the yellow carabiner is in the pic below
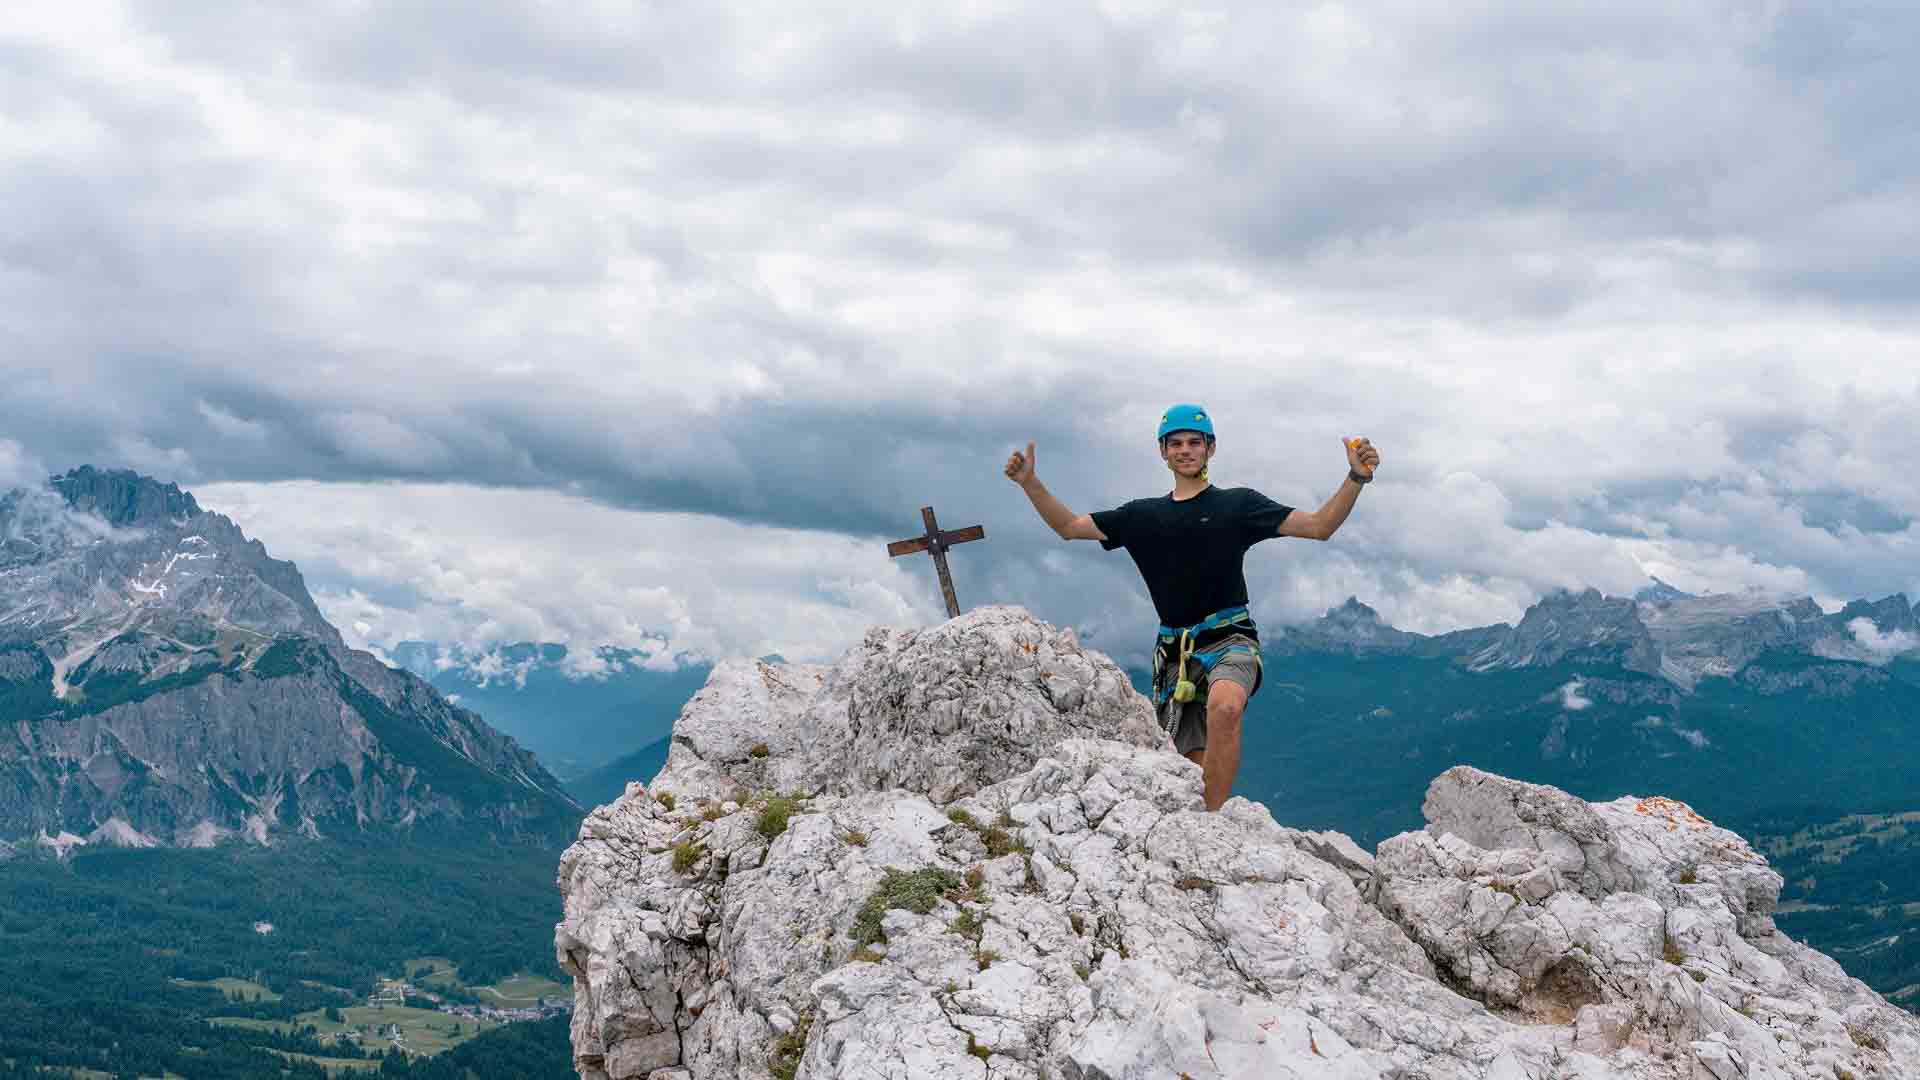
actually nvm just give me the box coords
[1171,629,1198,703]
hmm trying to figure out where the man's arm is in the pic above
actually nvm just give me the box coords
[1006,441,1108,542]
[1279,436,1380,541]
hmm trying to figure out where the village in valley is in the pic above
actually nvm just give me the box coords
[370,966,571,1026]
[200,957,571,1065]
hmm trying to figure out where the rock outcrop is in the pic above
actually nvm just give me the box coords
[556,606,1920,1079]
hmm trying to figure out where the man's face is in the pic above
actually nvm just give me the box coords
[1159,431,1214,478]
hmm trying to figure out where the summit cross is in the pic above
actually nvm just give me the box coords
[886,506,985,619]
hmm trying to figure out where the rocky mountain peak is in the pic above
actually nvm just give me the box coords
[1270,594,1425,655]
[1326,595,1383,624]
[1634,576,1696,604]
[556,607,1920,1080]
[1468,586,1661,676]
[0,467,576,848]
[1835,594,1917,634]
[3,466,337,647]
[1545,585,1612,608]
[49,465,202,527]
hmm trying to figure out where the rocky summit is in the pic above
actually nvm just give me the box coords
[554,607,1920,1080]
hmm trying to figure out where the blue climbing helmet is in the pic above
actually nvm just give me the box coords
[1157,403,1215,442]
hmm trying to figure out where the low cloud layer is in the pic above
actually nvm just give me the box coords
[0,442,44,492]
[1848,616,1919,660]
[7,3,1920,662]
[200,481,952,665]
[1558,680,1594,712]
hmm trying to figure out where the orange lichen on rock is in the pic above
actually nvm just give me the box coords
[1634,796,1710,829]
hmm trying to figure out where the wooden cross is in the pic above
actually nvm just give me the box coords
[886,506,985,618]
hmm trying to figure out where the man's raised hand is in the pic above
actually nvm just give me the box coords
[1005,441,1037,486]
[1344,436,1381,479]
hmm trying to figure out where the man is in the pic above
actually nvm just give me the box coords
[1005,404,1380,811]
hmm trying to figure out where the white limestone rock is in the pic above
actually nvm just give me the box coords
[1376,765,1920,1078]
[799,606,1167,802]
[1575,1003,1637,1053]
[558,608,1920,1080]
[645,606,1165,813]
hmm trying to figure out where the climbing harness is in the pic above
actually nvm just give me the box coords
[1148,606,1262,737]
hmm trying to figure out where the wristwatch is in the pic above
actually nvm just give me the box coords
[1348,469,1373,485]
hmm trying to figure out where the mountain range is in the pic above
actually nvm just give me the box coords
[386,640,710,782]
[1223,586,1920,838]
[1262,580,1918,681]
[0,467,578,853]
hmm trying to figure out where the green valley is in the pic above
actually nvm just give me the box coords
[0,839,576,1078]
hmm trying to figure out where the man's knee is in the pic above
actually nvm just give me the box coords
[1207,690,1246,731]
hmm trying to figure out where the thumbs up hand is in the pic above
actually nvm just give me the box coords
[1005,441,1038,487]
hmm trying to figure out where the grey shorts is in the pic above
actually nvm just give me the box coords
[1161,633,1261,756]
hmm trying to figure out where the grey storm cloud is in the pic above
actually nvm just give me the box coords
[5,1,1920,660]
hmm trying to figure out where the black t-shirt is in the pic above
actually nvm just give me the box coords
[1090,485,1293,631]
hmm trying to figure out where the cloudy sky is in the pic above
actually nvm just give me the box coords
[4,1,1918,668]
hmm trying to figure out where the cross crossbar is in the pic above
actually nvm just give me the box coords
[885,525,985,558]
[887,506,985,618]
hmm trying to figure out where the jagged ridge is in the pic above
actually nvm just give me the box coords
[1270,586,1919,691]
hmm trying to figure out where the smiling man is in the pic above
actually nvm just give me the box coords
[1006,404,1381,810]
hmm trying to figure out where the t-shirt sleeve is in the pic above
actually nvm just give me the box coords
[1089,502,1136,551]
[1239,489,1294,546]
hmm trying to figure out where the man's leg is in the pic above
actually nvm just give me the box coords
[1169,696,1207,766]
[1200,679,1247,811]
